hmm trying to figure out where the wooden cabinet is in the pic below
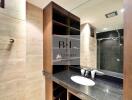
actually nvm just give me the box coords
[43,1,80,100]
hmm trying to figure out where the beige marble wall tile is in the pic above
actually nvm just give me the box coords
[0,0,27,100]
[26,2,45,100]
[0,1,44,100]
[0,13,26,39]
[80,24,97,69]
[0,0,26,20]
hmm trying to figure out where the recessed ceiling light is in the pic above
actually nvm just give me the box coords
[120,8,125,13]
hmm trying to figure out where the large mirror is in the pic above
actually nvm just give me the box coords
[70,0,123,74]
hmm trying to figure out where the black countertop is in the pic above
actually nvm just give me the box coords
[44,70,123,100]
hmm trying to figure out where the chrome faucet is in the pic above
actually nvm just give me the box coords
[81,68,89,77]
[91,70,104,79]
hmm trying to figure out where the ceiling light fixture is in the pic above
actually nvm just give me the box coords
[120,8,125,13]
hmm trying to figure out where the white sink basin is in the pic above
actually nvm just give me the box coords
[71,76,95,86]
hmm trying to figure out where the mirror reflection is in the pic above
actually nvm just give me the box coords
[70,0,123,73]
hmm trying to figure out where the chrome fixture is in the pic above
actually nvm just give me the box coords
[91,70,104,79]
[10,39,15,43]
[81,68,89,77]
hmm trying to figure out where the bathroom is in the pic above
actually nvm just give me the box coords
[0,0,132,100]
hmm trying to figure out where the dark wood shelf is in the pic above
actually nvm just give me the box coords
[70,28,80,35]
[53,20,69,28]
[53,7,69,26]
[69,15,80,30]
[70,27,80,32]
[53,21,81,32]
[53,21,68,35]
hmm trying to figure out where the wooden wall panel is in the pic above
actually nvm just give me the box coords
[43,3,53,100]
[124,0,132,100]
[43,3,53,73]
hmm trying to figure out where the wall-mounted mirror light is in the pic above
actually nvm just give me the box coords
[0,0,4,8]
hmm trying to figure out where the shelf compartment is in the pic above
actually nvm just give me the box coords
[53,20,69,28]
[70,28,80,35]
[70,18,80,30]
[53,21,69,35]
[53,82,67,100]
[70,27,80,32]
[53,9,69,26]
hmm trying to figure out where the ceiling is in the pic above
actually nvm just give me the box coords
[27,0,123,32]
[27,0,89,10]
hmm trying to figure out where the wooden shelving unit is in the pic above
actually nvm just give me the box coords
[43,1,80,100]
